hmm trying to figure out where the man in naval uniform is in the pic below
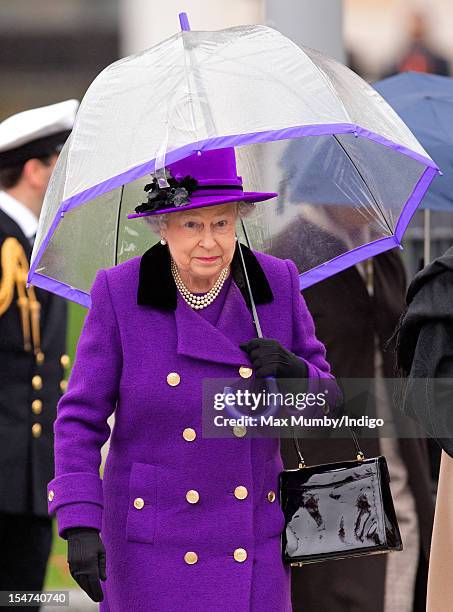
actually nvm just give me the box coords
[0,100,78,603]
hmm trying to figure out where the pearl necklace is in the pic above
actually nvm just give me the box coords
[171,259,230,310]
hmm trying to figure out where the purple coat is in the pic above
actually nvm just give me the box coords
[47,244,333,611]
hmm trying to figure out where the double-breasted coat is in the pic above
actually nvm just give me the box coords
[0,207,67,517]
[47,242,334,612]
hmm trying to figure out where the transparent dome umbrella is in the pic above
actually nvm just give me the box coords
[28,15,439,307]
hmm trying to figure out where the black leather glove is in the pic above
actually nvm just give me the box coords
[66,527,106,602]
[240,338,308,379]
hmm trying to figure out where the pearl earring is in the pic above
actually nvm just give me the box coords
[160,238,167,245]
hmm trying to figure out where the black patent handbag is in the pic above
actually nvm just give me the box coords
[279,429,403,566]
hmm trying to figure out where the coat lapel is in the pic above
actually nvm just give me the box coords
[175,279,257,366]
[137,240,273,367]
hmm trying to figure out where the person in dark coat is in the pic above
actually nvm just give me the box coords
[0,100,77,605]
[394,245,453,453]
[272,215,434,612]
[393,245,453,612]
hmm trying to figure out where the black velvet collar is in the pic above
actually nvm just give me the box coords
[137,241,273,311]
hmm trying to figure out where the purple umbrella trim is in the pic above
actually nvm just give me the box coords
[60,123,438,214]
[30,272,91,307]
[299,236,399,289]
[394,165,438,241]
[27,123,440,305]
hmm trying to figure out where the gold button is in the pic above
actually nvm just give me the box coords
[239,366,253,379]
[184,551,198,565]
[36,351,45,365]
[167,372,181,386]
[234,486,248,500]
[60,354,71,368]
[233,548,247,562]
[133,497,145,509]
[233,425,247,438]
[31,399,42,415]
[186,490,200,504]
[32,375,42,391]
[267,490,276,503]
[48,490,54,502]
[32,423,42,438]
[183,428,196,442]
[60,380,68,392]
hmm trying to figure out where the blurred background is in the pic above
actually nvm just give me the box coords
[1,0,451,603]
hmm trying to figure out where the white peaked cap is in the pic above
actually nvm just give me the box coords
[0,99,79,153]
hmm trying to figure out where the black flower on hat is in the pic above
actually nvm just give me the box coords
[135,171,198,214]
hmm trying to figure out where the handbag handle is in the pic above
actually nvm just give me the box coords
[235,236,364,468]
[291,424,365,469]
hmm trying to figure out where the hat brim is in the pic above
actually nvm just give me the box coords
[127,191,278,219]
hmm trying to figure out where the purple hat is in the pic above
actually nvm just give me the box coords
[127,147,278,218]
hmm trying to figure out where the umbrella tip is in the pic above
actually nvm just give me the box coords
[179,12,191,31]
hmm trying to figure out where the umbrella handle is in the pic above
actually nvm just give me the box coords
[236,236,263,338]
[237,230,284,411]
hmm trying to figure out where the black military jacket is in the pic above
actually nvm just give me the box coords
[0,208,67,517]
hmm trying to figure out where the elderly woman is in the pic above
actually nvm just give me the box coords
[47,147,334,611]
